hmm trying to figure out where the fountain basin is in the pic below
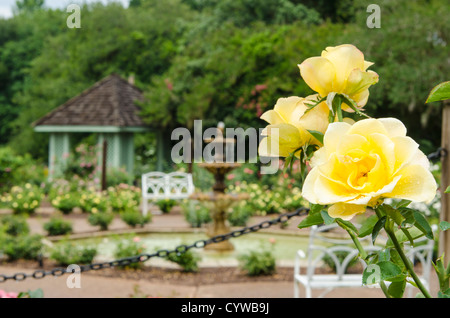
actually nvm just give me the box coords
[58,231,312,268]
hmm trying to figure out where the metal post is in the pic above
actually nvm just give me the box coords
[101,140,107,191]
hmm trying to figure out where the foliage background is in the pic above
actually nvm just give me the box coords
[0,0,448,174]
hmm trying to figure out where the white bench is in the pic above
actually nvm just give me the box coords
[294,223,434,298]
[141,171,194,216]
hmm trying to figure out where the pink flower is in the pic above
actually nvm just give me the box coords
[0,290,18,298]
[164,78,173,91]
[254,84,267,91]
[243,168,254,175]
[269,238,276,244]
[133,237,141,243]
[226,174,235,180]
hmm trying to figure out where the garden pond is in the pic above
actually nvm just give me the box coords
[65,231,313,267]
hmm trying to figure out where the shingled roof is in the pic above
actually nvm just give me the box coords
[34,73,146,128]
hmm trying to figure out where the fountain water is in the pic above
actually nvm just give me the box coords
[190,122,248,251]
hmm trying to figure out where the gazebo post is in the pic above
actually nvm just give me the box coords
[48,132,70,178]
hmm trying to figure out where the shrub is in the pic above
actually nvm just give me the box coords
[62,143,98,179]
[155,198,177,213]
[238,249,276,276]
[79,189,108,213]
[51,193,79,214]
[0,214,30,236]
[227,202,253,227]
[181,201,212,228]
[114,237,146,269]
[43,217,73,236]
[50,241,97,266]
[0,147,47,194]
[322,251,359,274]
[165,250,200,272]
[0,234,43,261]
[4,184,43,214]
[107,184,141,213]
[106,167,133,188]
[120,209,151,228]
[87,211,114,231]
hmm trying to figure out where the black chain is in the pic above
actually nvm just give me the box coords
[0,207,309,283]
[427,147,447,161]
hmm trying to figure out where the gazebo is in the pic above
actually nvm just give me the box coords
[33,73,153,178]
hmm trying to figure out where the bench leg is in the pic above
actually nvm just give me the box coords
[294,281,298,298]
[142,199,148,217]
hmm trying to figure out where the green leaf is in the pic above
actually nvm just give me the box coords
[438,291,450,298]
[386,227,424,247]
[379,204,405,226]
[309,203,324,215]
[358,214,378,238]
[440,221,450,232]
[362,261,403,285]
[372,216,386,244]
[18,288,44,298]
[399,208,415,228]
[388,279,406,298]
[426,81,450,103]
[378,249,391,262]
[320,210,335,225]
[28,288,44,298]
[332,94,343,122]
[445,186,450,193]
[413,211,434,240]
[306,130,324,144]
[400,227,415,246]
[339,94,370,118]
[298,212,323,229]
[378,261,404,281]
[394,199,411,208]
[390,249,407,272]
[336,218,359,235]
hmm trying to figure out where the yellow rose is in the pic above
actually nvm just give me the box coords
[258,95,329,158]
[302,118,437,220]
[298,44,379,108]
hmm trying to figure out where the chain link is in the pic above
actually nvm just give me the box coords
[427,147,447,161]
[0,207,309,283]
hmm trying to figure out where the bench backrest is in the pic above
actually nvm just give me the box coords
[141,171,194,200]
[303,223,434,282]
[304,224,380,280]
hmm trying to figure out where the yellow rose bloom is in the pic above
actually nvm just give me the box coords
[302,118,437,220]
[258,95,329,158]
[298,44,379,109]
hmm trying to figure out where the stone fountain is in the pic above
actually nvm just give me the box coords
[190,122,248,251]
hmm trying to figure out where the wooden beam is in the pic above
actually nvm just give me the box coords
[440,101,450,264]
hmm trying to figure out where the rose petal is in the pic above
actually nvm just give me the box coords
[321,44,365,91]
[298,56,335,97]
[385,164,437,203]
[378,118,407,138]
[328,202,367,220]
[260,110,284,125]
[323,121,352,157]
[273,96,303,122]
[344,69,379,96]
